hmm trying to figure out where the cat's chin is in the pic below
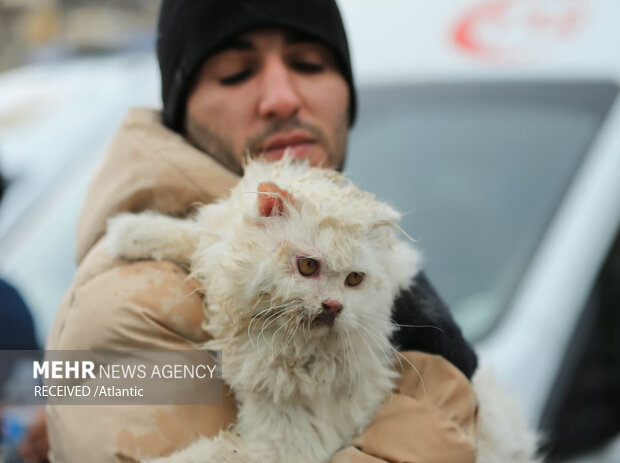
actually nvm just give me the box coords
[308,324,334,338]
[310,313,337,329]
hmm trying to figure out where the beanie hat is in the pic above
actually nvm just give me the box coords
[157,0,356,132]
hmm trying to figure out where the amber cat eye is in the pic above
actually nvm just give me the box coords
[297,257,319,276]
[345,272,364,287]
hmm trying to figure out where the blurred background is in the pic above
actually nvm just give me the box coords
[0,1,619,462]
[0,0,158,71]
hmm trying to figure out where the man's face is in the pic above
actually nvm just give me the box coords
[185,28,349,174]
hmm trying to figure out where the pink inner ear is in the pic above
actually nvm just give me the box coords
[257,182,295,217]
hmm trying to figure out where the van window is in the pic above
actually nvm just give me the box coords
[346,81,618,340]
[540,224,620,460]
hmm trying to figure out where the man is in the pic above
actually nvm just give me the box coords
[47,1,479,461]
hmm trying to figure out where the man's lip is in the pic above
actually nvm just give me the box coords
[262,143,313,162]
[259,131,316,152]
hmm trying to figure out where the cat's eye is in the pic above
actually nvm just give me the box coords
[345,272,364,287]
[297,257,319,277]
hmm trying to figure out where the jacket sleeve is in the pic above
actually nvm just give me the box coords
[331,352,479,463]
[390,272,478,380]
[46,247,238,463]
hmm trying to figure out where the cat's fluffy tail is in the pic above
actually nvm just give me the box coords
[473,368,543,463]
[106,211,199,267]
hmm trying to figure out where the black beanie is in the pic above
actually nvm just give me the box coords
[157,0,356,133]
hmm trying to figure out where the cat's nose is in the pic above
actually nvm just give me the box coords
[321,299,343,315]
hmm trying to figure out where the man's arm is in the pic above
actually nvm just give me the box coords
[46,246,238,463]
[332,351,479,463]
[390,271,478,379]
[329,273,480,463]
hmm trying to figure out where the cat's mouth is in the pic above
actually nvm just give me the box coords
[248,297,339,334]
[310,312,338,328]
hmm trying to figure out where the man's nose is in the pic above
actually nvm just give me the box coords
[257,56,302,120]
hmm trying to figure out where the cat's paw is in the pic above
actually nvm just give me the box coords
[106,212,157,261]
[105,212,196,266]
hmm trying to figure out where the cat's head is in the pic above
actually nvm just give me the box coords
[198,158,420,344]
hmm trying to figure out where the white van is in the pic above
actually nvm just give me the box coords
[340,1,620,461]
[0,1,619,461]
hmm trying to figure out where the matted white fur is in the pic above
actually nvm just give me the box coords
[106,157,539,463]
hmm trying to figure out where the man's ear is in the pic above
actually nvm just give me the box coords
[257,182,295,217]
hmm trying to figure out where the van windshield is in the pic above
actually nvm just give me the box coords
[346,81,618,340]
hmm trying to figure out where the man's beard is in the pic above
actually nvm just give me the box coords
[246,119,329,159]
[185,116,346,174]
[185,115,244,175]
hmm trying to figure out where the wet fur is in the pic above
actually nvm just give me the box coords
[108,158,419,462]
[107,157,539,462]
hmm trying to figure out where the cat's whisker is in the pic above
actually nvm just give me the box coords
[351,320,395,371]
[299,313,308,341]
[270,309,298,358]
[353,319,405,376]
[259,309,291,348]
[356,312,445,333]
[356,322,398,360]
[272,306,304,360]
[296,312,312,342]
[251,295,271,313]
[259,300,297,312]
[303,313,312,341]
[250,306,278,323]
[348,321,402,401]
[248,306,280,351]
[281,311,304,354]
[260,308,289,338]
[274,309,299,359]
[355,322,426,397]
[352,312,392,330]
[390,323,445,332]
[282,312,297,342]
[255,308,281,341]
[292,312,305,344]
[347,320,394,384]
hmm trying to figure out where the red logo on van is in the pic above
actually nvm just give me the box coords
[453,0,585,62]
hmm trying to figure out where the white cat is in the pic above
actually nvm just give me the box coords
[106,157,539,463]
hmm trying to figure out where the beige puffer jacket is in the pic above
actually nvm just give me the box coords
[46,108,479,463]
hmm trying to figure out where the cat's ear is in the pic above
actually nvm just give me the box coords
[257,182,295,217]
